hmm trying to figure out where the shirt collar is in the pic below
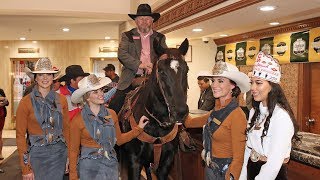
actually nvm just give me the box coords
[137,29,153,38]
[214,98,233,110]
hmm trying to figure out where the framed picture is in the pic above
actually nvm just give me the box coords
[176,45,192,62]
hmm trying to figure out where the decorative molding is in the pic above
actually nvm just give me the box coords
[154,0,227,30]
[154,0,182,13]
[18,48,40,53]
[158,0,264,34]
[214,16,320,46]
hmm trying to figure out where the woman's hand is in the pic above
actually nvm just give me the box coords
[65,158,69,174]
[22,173,34,180]
[138,115,149,129]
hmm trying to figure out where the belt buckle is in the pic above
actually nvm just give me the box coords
[250,150,260,162]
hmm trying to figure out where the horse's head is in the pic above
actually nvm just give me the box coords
[145,39,189,128]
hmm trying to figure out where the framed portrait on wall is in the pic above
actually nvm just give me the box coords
[176,45,192,62]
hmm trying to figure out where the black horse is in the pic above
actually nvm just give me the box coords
[119,39,190,180]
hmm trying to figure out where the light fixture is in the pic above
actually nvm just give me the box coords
[259,6,276,11]
[20,37,26,40]
[219,34,228,37]
[269,22,280,26]
[105,36,111,40]
[110,40,115,43]
[32,41,38,43]
[192,28,203,32]
[62,28,70,32]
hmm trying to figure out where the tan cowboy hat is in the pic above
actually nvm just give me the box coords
[25,58,60,80]
[128,4,160,22]
[71,74,112,104]
[206,61,250,93]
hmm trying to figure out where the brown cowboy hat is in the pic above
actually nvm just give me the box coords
[128,4,160,22]
[59,65,90,82]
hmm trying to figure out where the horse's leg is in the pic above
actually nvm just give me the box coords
[156,151,175,180]
[144,164,153,180]
[127,155,143,180]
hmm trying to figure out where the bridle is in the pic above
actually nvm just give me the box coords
[144,57,179,128]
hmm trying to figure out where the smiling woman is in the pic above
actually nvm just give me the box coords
[185,61,250,180]
[15,58,70,180]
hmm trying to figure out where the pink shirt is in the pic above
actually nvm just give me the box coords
[137,30,153,75]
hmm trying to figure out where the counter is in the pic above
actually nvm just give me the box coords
[291,132,320,168]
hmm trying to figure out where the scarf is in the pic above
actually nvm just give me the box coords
[30,87,64,142]
[81,104,116,159]
[202,98,238,165]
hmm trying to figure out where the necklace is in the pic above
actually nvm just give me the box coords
[253,114,267,130]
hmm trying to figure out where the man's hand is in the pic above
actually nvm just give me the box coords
[139,62,153,75]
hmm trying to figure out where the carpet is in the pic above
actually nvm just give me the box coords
[0,150,22,180]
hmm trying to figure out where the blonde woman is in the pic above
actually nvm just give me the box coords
[69,74,148,180]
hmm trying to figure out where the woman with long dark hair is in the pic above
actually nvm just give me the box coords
[239,52,300,180]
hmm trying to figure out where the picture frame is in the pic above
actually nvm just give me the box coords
[176,45,192,62]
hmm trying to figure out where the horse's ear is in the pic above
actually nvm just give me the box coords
[178,38,189,56]
[153,38,166,56]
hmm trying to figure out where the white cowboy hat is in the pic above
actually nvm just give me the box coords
[207,61,250,93]
[25,58,60,80]
[71,74,112,104]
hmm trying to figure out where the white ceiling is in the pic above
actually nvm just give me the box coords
[0,0,320,45]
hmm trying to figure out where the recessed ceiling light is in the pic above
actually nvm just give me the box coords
[259,6,276,11]
[269,22,280,26]
[220,34,228,37]
[32,41,37,43]
[105,36,111,40]
[20,37,26,40]
[192,28,203,32]
[62,28,70,32]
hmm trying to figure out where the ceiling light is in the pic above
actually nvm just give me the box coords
[105,36,111,40]
[62,28,70,32]
[269,22,280,26]
[259,6,276,11]
[20,37,26,40]
[32,41,37,43]
[192,28,203,32]
[4,46,9,49]
[220,34,228,37]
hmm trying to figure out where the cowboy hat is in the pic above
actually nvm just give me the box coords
[206,61,250,93]
[128,4,160,22]
[25,58,60,80]
[71,74,112,104]
[59,65,90,82]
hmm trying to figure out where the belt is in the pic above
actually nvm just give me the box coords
[250,149,289,164]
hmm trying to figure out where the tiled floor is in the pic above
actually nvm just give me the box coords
[1,130,17,164]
